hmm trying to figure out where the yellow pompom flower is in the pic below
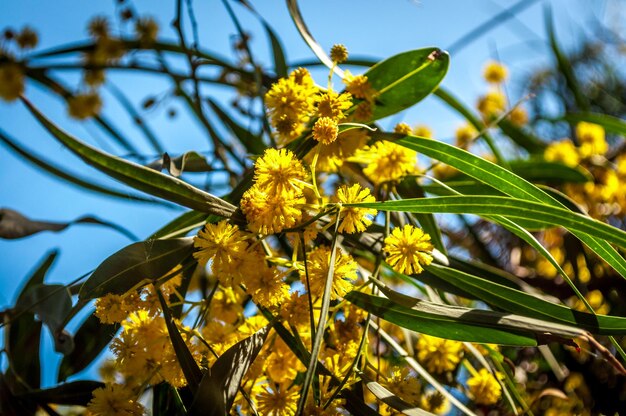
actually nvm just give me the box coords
[317,90,352,121]
[394,122,413,135]
[466,368,502,405]
[306,128,368,173]
[455,123,477,149]
[67,92,102,120]
[245,266,290,309]
[416,334,463,374]
[384,225,433,275]
[193,220,251,277]
[313,116,339,144]
[301,245,357,300]
[16,26,38,50]
[330,44,348,64]
[95,294,131,324]
[256,383,300,416]
[544,139,580,168]
[0,61,25,101]
[356,141,417,185]
[413,124,433,138]
[385,367,421,405]
[343,70,375,101]
[421,391,450,415]
[240,185,305,234]
[477,90,506,119]
[254,148,307,195]
[88,16,110,39]
[483,60,508,84]
[508,106,528,126]
[87,383,144,416]
[576,121,607,158]
[336,183,377,233]
[135,17,159,45]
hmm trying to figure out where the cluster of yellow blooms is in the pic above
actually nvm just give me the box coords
[83,48,512,415]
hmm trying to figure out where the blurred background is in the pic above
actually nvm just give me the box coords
[1,0,624,388]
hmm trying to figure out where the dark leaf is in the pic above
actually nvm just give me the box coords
[190,326,270,416]
[18,380,104,406]
[79,238,194,300]
[58,311,120,382]
[0,208,137,241]
[21,98,236,217]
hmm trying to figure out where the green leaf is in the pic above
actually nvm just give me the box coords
[346,195,626,249]
[563,112,626,136]
[433,87,506,163]
[79,238,194,300]
[207,99,266,155]
[190,326,270,416]
[157,289,203,396]
[365,48,449,121]
[0,129,170,206]
[150,210,212,240]
[17,380,104,406]
[0,208,137,241]
[346,290,586,346]
[509,159,591,184]
[346,291,533,345]
[384,133,626,281]
[546,7,589,110]
[21,98,236,217]
[426,264,626,336]
[58,311,120,382]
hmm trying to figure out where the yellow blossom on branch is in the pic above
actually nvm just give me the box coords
[336,183,377,233]
[416,334,463,374]
[466,368,502,405]
[384,225,433,275]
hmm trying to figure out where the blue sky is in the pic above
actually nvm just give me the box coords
[0,0,618,386]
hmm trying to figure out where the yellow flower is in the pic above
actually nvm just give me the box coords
[336,183,377,233]
[466,368,502,405]
[455,123,477,149]
[420,391,450,415]
[0,61,25,102]
[477,90,506,119]
[508,106,528,126]
[384,225,433,275]
[301,245,357,300]
[16,26,38,50]
[95,294,131,324]
[256,383,300,416]
[280,292,314,329]
[394,122,413,135]
[413,124,433,138]
[313,116,339,144]
[385,367,421,405]
[67,92,102,120]
[265,68,317,144]
[343,70,375,101]
[416,334,463,374]
[245,266,290,309]
[211,287,245,323]
[544,139,580,168]
[330,44,348,64]
[87,383,144,416]
[576,121,607,158]
[254,148,307,195]
[265,349,302,384]
[306,128,368,173]
[193,220,251,278]
[317,90,352,121]
[241,185,305,234]
[483,61,508,84]
[88,16,110,39]
[135,17,159,45]
[355,141,417,185]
